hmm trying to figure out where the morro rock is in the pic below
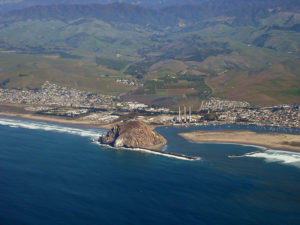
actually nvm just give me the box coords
[99,120,167,151]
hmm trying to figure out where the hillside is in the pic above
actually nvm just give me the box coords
[0,1,299,106]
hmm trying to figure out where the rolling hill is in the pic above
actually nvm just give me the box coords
[0,1,299,107]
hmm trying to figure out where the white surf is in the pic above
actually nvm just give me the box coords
[247,150,300,168]
[0,117,104,139]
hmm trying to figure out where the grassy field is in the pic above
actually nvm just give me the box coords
[207,60,300,105]
[0,52,134,95]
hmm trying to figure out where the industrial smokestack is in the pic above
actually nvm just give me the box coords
[200,101,204,111]
[178,106,181,123]
[184,106,187,123]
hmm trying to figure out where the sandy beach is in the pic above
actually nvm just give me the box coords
[0,112,113,129]
[179,130,300,152]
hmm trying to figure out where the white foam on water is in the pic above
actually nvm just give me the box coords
[200,142,267,150]
[93,141,200,161]
[162,144,168,151]
[0,117,104,139]
[246,150,300,168]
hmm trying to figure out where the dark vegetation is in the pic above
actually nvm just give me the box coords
[281,141,300,147]
[95,57,130,71]
[18,74,28,77]
[253,34,271,47]
[124,61,154,79]
[0,79,10,88]
[203,113,218,121]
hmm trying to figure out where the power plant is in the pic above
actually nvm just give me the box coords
[177,106,192,123]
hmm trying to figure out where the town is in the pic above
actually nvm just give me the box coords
[0,81,299,128]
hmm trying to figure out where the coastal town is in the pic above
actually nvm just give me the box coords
[0,81,299,128]
[195,98,300,128]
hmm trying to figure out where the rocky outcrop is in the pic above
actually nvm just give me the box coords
[99,120,167,150]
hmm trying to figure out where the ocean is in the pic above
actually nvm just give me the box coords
[0,117,299,225]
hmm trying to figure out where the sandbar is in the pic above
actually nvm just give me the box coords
[179,130,300,152]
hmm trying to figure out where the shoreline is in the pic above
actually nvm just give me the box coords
[179,130,300,152]
[2,110,300,153]
[0,112,197,160]
[1,110,300,157]
[0,111,113,129]
[95,142,200,161]
[0,112,199,160]
[2,111,299,132]
[1,103,300,131]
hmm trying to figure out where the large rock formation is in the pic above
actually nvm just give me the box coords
[99,120,167,150]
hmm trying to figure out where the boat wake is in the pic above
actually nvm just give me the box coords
[0,117,104,139]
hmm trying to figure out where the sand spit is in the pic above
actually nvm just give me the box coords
[179,130,300,152]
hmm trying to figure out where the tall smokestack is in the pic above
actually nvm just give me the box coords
[178,106,181,123]
[189,106,192,122]
[184,106,187,123]
[200,101,204,111]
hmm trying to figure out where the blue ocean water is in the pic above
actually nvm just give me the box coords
[0,117,300,225]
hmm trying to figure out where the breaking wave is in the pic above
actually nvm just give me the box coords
[93,141,200,161]
[213,142,267,150]
[247,150,300,168]
[0,117,104,139]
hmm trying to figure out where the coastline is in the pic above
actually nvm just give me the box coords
[95,142,199,161]
[1,110,300,158]
[0,112,199,160]
[2,108,300,153]
[0,111,113,129]
[179,130,300,152]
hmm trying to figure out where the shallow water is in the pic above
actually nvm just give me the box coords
[0,117,299,225]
